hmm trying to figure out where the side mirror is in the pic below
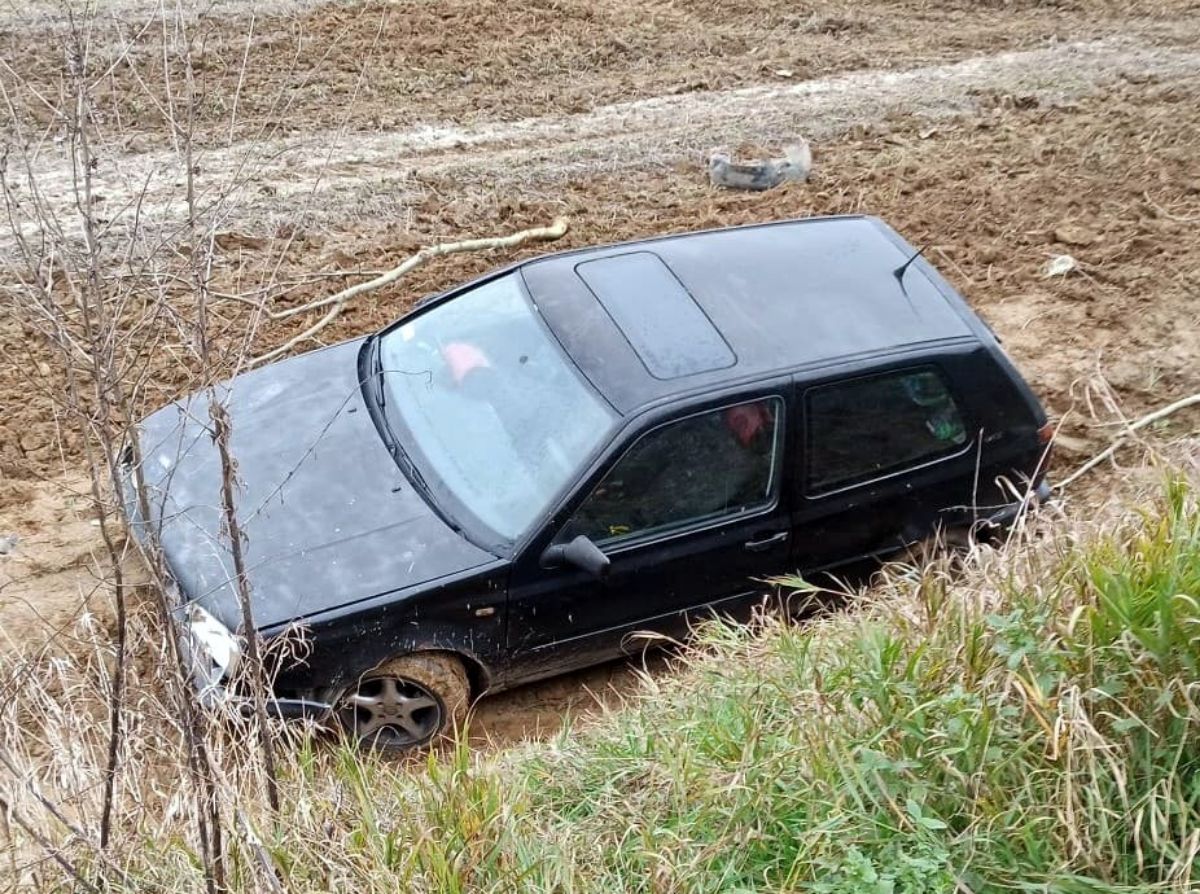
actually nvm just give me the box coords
[541,535,611,578]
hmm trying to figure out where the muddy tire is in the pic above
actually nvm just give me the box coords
[901,526,972,569]
[335,652,469,752]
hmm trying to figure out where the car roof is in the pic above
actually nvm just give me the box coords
[519,215,980,414]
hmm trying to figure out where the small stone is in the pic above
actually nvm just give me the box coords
[214,231,267,252]
[0,534,17,556]
[1053,225,1098,247]
[1043,254,1078,277]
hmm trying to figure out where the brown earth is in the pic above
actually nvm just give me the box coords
[3,0,1197,149]
[1,0,1199,747]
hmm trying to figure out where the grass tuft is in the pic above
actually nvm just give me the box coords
[5,475,1200,892]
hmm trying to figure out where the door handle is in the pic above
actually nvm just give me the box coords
[744,531,789,552]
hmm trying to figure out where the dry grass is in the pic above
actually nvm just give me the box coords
[2,1,1200,889]
[3,459,1200,891]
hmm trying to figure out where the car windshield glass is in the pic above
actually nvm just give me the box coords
[378,274,616,540]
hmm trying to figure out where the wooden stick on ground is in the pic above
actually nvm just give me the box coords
[1056,392,1200,490]
[250,218,569,366]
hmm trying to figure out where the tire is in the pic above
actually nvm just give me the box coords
[901,526,972,569]
[334,652,469,752]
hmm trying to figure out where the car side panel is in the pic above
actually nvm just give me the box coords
[267,564,509,699]
[506,507,790,656]
[788,450,980,574]
[495,587,771,691]
[944,346,1049,513]
[787,344,1045,574]
[503,380,794,678]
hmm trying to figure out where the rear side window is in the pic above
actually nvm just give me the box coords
[806,368,968,494]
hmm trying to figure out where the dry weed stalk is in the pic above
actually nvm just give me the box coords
[0,2,570,888]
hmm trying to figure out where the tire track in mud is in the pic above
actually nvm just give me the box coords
[0,0,328,29]
[7,37,1200,252]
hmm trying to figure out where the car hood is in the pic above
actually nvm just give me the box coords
[133,338,496,631]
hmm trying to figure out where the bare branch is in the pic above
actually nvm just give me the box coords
[0,793,99,894]
[1057,392,1200,490]
[250,217,570,366]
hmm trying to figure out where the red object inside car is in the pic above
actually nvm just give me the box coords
[441,341,491,384]
[723,402,772,447]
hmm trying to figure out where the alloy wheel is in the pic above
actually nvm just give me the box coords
[340,674,443,748]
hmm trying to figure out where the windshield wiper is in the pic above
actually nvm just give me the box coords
[367,338,431,497]
[397,447,431,495]
[378,398,432,500]
[381,417,435,506]
[364,336,459,537]
[368,335,387,411]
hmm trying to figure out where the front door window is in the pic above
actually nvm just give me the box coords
[562,397,784,546]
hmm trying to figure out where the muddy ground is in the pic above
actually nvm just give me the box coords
[3,0,1194,147]
[1,0,1199,746]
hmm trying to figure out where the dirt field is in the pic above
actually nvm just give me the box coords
[4,0,1194,147]
[1,0,1199,746]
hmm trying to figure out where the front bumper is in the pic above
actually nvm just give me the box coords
[178,594,334,722]
[119,457,334,723]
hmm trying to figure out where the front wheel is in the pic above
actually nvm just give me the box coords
[334,653,469,751]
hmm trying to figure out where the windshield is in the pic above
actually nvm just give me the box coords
[378,274,616,540]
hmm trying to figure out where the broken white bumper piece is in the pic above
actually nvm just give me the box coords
[709,140,812,191]
[183,603,242,694]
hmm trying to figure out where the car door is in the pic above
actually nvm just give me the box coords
[788,361,979,578]
[504,389,792,680]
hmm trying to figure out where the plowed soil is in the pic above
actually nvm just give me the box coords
[1,0,1199,745]
[3,0,1194,147]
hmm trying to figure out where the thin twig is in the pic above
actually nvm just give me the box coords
[0,793,99,894]
[249,217,569,365]
[1057,392,1200,490]
[210,401,281,814]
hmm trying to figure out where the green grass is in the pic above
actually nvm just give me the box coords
[59,476,1200,891]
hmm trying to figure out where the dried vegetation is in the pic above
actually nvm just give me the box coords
[0,0,1199,889]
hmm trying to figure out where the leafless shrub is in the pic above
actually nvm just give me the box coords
[0,1,316,886]
[0,2,569,888]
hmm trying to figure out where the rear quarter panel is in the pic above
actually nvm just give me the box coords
[788,341,1046,572]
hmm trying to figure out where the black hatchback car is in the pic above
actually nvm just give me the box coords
[126,215,1051,749]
